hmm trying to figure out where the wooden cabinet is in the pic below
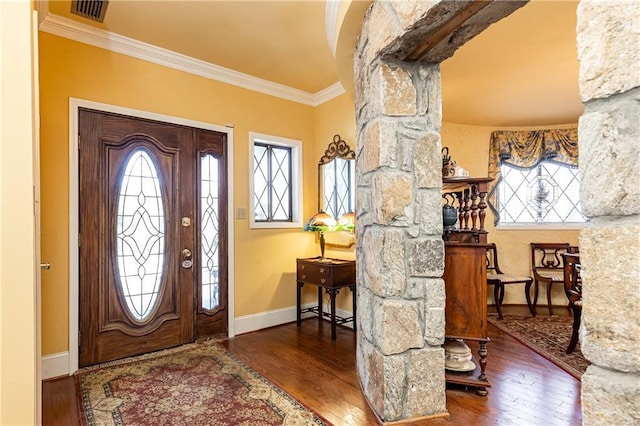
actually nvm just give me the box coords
[444,243,491,395]
[442,177,492,395]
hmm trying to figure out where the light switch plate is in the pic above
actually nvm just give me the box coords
[235,207,247,220]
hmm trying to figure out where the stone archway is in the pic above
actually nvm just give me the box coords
[352,0,640,423]
[353,1,527,422]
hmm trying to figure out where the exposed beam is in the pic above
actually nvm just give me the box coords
[407,1,492,61]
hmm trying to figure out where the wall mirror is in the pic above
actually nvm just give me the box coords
[318,135,356,248]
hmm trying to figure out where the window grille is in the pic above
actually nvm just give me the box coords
[249,133,302,228]
[498,161,586,224]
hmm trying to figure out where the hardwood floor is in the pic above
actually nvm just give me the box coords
[43,320,582,425]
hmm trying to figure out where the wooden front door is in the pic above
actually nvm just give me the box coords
[78,108,228,367]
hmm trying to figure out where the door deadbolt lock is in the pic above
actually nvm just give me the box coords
[181,249,193,269]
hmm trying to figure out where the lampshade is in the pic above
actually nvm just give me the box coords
[336,212,355,232]
[303,210,337,232]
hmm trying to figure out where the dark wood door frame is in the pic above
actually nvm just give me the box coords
[67,98,236,373]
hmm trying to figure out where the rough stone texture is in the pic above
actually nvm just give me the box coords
[405,347,446,418]
[358,337,408,421]
[424,307,445,345]
[363,227,406,297]
[363,119,399,173]
[405,278,426,299]
[577,1,640,101]
[577,3,640,424]
[381,353,408,421]
[406,238,444,277]
[367,2,402,66]
[373,298,424,356]
[582,365,640,426]
[578,90,640,217]
[424,285,444,369]
[425,278,445,308]
[372,171,413,226]
[357,285,375,343]
[355,187,373,230]
[414,132,443,188]
[358,337,383,415]
[416,64,442,129]
[579,222,640,373]
[370,63,417,116]
[397,124,429,173]
[417,190,444,236]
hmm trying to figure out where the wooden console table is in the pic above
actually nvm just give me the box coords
[296,257,356,340]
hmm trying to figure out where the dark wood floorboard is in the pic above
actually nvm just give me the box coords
[42,320,582,425]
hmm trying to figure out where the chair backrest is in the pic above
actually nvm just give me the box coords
[530,242,572,279]
[486,243,501,275]
[562,252,582,303]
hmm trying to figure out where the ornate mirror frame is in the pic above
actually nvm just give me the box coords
[318,135,356,248]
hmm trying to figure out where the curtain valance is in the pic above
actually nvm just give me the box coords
[487,127,579,222]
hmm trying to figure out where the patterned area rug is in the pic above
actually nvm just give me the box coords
[75,341,328,426]
[488,314,589,379]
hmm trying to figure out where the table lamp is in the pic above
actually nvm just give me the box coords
[337,212,355,233]
[303,210,337,261]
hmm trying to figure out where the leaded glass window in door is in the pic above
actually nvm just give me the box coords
[201,154,220,310]
[115,149,166,322]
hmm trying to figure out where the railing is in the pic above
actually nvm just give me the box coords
[442,177,493,244]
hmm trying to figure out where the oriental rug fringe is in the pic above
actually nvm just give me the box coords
[488,314,589,379]
[75,341,329,426]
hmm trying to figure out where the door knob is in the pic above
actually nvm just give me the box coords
[40,263,51,270]
[181,249,193,269]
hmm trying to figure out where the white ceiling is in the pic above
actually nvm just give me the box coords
[45,0,583,127]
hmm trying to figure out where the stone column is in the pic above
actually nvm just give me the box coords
[354,3,447,423]
[576,1,640,424]
[352,1,528,422]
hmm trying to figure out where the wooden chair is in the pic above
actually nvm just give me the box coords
[562,252,582,354]
[486,243,534,319]
[530,243,572,316]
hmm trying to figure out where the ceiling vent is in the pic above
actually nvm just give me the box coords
[71,0,109,23]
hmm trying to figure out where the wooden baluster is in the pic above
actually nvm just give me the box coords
[478,190,488,232]
[455,191,464,228]
[463,189,471,230]
[470,184,479,231]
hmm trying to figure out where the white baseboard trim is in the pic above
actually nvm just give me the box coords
[234,303,353,336]
[42,351,70,380]
[42,304,353,378]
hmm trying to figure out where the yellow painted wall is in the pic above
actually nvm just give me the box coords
[312,93,357,311]
[38,33,320,355]
[441,122,580,307]
[1,1,37,423]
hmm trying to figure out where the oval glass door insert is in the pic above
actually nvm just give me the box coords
[115,149,166,321]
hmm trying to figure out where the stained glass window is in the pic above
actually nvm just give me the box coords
[201,154,220,311]
[115,149,165,321]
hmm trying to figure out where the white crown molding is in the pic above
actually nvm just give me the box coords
[39,13,344,106]
[312,82,346,106]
